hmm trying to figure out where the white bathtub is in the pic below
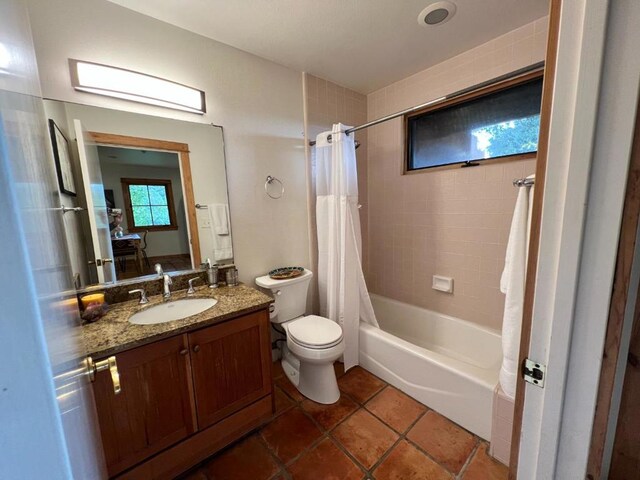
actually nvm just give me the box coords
[359,294,501,440]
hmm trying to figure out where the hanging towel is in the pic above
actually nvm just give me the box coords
[499,174,534,399]
[210,204,230,235]
[207,204,233,261]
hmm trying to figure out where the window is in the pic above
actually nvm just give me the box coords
[121,178,178,231]
[405,73,543,171]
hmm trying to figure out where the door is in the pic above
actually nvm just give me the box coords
[0,1,106,478]
[189,310,272,429]
[92,335,196,477]
[75,119,116,283]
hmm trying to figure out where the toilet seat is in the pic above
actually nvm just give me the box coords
[287,315,343,350]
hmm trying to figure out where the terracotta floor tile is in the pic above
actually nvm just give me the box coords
[365,386,426,433]
[260,408,322,464]
[373,440,453,480]
[202,434,279,480]
[272,361,286,380]
[275,375,304,402]
[288,438,363,480]
[332,409,398,469]
[462,443,508,480]
[301,395,358,431]
[334,361,346,378]
[407,410,477,474]
[338,367,386,404]
[273,386,294,417]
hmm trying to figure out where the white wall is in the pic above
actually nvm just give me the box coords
[99,157,190,257]
[27,0,310,285]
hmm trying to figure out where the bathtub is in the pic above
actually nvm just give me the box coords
[359,294,501,440]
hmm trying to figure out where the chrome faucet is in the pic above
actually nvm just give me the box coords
[162,274,173,300]
[129,288,148,305]
[154,263,164,277]
[187,277,200,295]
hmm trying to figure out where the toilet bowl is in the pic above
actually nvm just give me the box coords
[255,270,344,404]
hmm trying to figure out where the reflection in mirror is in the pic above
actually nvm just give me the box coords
[102,147,188,280]
[43,100,232,289]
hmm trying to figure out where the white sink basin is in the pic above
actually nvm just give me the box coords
[129,298,218,325]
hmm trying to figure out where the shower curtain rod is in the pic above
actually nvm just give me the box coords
[308,61,545,147]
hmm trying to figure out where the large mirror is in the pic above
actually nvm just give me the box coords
[43,100,233,288]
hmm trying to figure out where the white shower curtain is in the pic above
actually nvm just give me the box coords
[315,123,379,371]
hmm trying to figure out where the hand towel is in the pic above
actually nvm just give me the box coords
[210,204,230,235]
[499,175,534,399]
[207,204,233,261]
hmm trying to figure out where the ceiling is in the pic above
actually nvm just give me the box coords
[98,146,179,169]
[106,0,549,93]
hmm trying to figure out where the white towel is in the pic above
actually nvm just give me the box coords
[499,175,534,399]
[207,204,233,261]
[210,204,230,235]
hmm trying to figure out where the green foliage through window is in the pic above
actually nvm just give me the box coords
[406,76,543,170]
[128,183,172,227]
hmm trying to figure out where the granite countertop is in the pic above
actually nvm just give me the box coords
[83,284,273,358]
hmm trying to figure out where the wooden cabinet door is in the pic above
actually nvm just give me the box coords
[93,334,196,477]
[189,310,272,429]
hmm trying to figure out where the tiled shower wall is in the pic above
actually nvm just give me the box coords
[304,74,368,310]
[365,18,548,330]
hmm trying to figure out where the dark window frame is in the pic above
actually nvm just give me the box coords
[121,177,178,232]
[403,69,544,174]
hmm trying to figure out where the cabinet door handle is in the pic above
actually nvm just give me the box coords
[179,348,188,356]
[193,345,201,353]
[87,356,122,395]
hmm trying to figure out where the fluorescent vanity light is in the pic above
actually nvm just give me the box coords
[69,59,206,114]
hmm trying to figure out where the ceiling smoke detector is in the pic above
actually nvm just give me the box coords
[418,1,457,27]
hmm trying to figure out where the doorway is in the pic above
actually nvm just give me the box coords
[89,131,202,281]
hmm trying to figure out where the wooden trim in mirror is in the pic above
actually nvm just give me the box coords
[89,131,189,152]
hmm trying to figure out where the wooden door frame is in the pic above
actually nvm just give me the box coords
[586,87,640,478]
[508,1,561,477]
[89,131,201,267]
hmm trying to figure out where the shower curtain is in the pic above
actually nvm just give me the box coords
[315,123,378,371]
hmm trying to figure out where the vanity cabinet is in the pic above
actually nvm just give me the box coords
[93,334,195,476]
[91,309,273,479]
[189,310,272,429]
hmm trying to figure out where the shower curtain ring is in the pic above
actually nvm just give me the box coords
[265,175,284,199]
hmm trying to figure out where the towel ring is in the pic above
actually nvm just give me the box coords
[265,175,284,199]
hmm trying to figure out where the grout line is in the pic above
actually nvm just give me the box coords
[455,441,482,480]
[367,408,430,476]
[255,429,287,470]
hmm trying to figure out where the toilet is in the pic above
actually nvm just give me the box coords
[255,269,344,404]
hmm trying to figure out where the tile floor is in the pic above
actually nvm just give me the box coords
[180,363,508,480]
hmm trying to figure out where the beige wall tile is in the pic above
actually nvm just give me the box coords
[366,20,546,330]
[303,73,369,311]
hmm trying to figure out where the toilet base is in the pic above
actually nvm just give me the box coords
[281,348,341,405]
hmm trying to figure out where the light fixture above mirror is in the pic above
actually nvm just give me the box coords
[69,59,206,114]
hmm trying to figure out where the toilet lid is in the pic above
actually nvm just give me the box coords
[288,315,343,349]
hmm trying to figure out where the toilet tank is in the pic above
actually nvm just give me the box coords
[255,269,313,323]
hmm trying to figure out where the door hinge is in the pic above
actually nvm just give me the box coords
[522,358,546,388]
